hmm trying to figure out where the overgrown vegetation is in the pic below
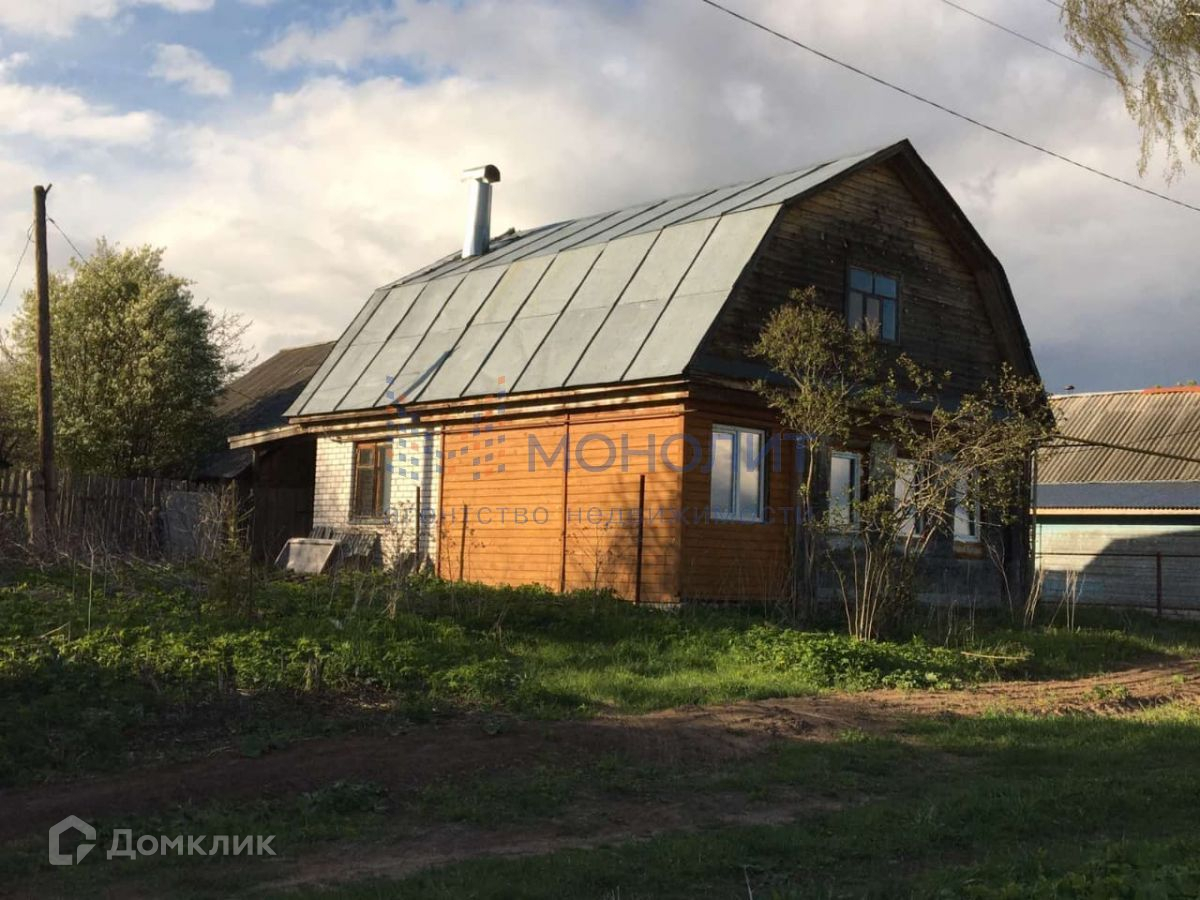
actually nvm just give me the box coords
[0,241,249,476]
[1,561,1197,786]
[753,287,1052,637]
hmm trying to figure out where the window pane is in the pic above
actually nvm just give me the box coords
[849,268,873,291]
[881,298,897,341]
[846,291,864,327]
[875,276,897,298]
[711,431,735,516]
[737,430,763,520]
[355,467,376,517]
[894,459,917,536]
[865,296,880,335]
[829,455,855,527]
[953,476,977,539]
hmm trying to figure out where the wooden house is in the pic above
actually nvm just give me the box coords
[1036,388,1200,613]
[202,341,334,559]
[250,140,1038,603]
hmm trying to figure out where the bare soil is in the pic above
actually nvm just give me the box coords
[3,657,1197,892]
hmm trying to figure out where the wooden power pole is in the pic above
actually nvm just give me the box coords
[33,185,54,536]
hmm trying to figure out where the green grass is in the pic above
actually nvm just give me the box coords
[282,704,1200,899]
[2,561,1199,786]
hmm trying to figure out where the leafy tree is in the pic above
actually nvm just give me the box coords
[2,241,248,477]
[1059,0,1200,179]
[753,288,1053,638]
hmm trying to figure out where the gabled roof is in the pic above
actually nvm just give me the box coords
[1041,388,1200,485]
[288,139,1034,419]
[198,341,334,479]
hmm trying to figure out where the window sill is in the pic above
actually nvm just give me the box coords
[711,515,766,525]
[953,538,985,559]
[349,516,390,526]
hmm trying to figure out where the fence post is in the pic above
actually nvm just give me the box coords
[459,503,468,582]
[634,474,646,605]
[1156,551,1163,618]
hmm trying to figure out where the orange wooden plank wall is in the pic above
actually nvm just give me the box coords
[437,406,685,603]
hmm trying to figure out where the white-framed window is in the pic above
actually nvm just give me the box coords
[829,451,861,528]
[953,476,980,542]
[894,458,920,537]
[710,425,766,522]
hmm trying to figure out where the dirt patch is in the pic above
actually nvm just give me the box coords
[264,789,842,892]
[1,658,1196,854]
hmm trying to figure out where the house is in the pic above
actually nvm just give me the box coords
[202,341,334,559]
[1036,388,1200,613]
[251,139,1037,603]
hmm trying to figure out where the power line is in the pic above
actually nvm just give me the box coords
[939,0,1113,80]
[48,217,87,261]
[0,224,33,312]
[695,0,1200,215]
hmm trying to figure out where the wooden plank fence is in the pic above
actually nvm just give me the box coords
[0,468,228,559]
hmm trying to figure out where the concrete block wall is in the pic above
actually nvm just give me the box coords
[313,429,441,567]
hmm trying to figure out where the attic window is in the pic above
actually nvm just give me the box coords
[847,267,898,342]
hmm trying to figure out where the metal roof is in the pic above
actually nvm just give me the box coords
[1040,388,1200,484]
[1037,481,1200,511]
[287,145,888,418]
[200,341,335,479]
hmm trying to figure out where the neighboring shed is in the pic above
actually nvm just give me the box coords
[253,139,1038,604]
[201,341,335,559]
[1036,388,1200,613]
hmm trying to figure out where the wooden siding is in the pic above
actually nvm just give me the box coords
[680,398,795,602]
[437,406,685,602]
[702,159,1005,394]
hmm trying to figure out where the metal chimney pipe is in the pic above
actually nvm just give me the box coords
[462,164,501,258]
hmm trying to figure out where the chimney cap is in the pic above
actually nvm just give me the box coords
[462,164,501,184]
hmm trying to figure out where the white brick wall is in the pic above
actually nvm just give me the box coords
[313,429,441,567]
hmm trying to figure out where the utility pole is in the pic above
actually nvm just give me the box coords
[32,185,54,540]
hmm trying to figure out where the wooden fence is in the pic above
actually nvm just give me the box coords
[0,468,229,559]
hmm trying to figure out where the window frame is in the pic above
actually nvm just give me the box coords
[952,476,981,543]
[709,424,767,524]
[351,439,393,521]
[828,450,862,530]
[846,265,900,343]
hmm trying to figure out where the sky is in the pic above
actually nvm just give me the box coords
[0,0,1197,393]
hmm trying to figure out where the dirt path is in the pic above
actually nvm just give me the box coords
[3,657,1198,888]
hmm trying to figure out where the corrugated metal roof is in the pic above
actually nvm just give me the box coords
[1040,389,1200,484]
[1037,481,1200,511]
[287,146,886,418]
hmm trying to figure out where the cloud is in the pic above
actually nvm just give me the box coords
[0,0,213,37]
[0,53,157,145]
[3,0,1199,393]
[150,44,232,97]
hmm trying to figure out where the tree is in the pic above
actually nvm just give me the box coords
[3,241,249,477]
[753,288,1053,639]
[1059,0,1200,179]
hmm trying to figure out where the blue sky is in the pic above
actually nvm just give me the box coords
[0,0,1198,392]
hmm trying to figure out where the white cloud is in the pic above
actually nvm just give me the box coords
[150,44,232,97]
[3,0,1200,392]
[0,54,157,145]
[0,0,212,38]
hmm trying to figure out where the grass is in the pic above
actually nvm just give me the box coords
[3,561,1200,897]
[289,704,1200,899]
[2,561,1199,786]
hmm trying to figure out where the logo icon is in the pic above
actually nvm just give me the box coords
[49,815,96,866]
